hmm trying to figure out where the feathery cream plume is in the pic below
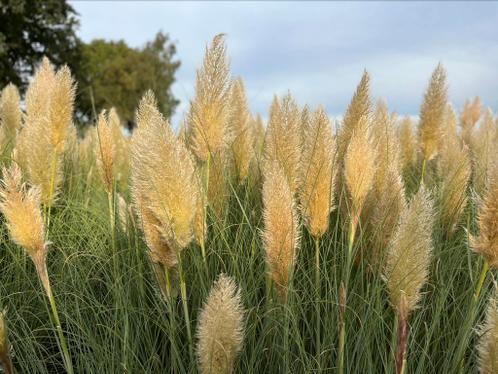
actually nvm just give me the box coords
[188,34,231,162]
[460,96,481,145]
[197,274,245,374]
[343,115,376,236]
[477,289,498,374]
[438,120,471,237]
[132,90,197,252]
[0,83,21,145]
[470,162,498,268]
[398,117,418,174]
[95,110,116,194]
[263,93,301,194]
[108,108,130,191]
[228,78,254,183]
[337,71,371,163]
[418,64,448,162]
[384,187,434,313]
[367,101,406,267]
[472,108,497,195]
[299,106,336,238]
[262,161,300,301]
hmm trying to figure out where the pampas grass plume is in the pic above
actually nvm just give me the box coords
[418,64,448,161]
[299,106,335,238]
[384,187,434,312]
[197,274,245,374]
[188,34,231,162]
[262,161,300,301]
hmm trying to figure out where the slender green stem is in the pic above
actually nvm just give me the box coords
[314,236,321,359]
[455,260,489,373]
[338,218,356,374]
[44,276,73,374]
[419,158,427,188]
[177,252,194,361]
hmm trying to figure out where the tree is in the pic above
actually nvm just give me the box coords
[79,32,180,126]
[0,0,82,89]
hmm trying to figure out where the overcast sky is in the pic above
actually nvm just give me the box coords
[72,1,498,125]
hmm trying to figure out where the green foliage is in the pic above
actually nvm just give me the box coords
[78,33,180,125]
[0,165,492,373]
[0,0,81,89]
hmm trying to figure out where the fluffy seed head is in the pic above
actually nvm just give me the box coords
[470,163,498,268]
[0,163,48,279]
[477,290,498,374]
[262,161,300,301]
[438,128,471,236]
[384,187,434,313]
[228,78,254,183]
[471,108,497,195]
[460,96,481,144]
[263,93,301,194]
[418,64,448,161]
[131,91,197,252]
[95,110,116,194]
[299,106,336,238]
[0,83,22,142]
[337,71,371,162]
[344,115,376,226]
[197,274,245,374]
[0,310,7,355]
[398,117,418,173]
[188,34,231,161]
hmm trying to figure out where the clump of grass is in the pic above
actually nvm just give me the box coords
[196,273,245,374]
[0,163,73,374]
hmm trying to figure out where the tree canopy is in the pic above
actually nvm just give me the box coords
[79,32,180,125]
[0,0,82,89]
[0,1,180,125]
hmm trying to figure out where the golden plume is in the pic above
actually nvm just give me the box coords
[337,71,371,163]
[228,77,254,183]
[131,91,197,252]
[263,93,301,194]
[438,117,471,237]
[368,101,406,267]
[471,108,497,195]
[460,96,481,145]
[343,115,376,235]
[197,274,245,374]
[470,163,498,268]
[0,163,47,275]
[262,161,300,301]
[0,83,21,145]
[16,57,76,205]
[207,151,228,219]
[188,34,231,162]
[108,108,130,191]
[299,106,335,238]
[418,64,447,162]
[477,289,498,374]
[95,110,116,194]
[398,117,418,174]
[384,187,434,312]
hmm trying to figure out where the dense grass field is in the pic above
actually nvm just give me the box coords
[0,35,497,374]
